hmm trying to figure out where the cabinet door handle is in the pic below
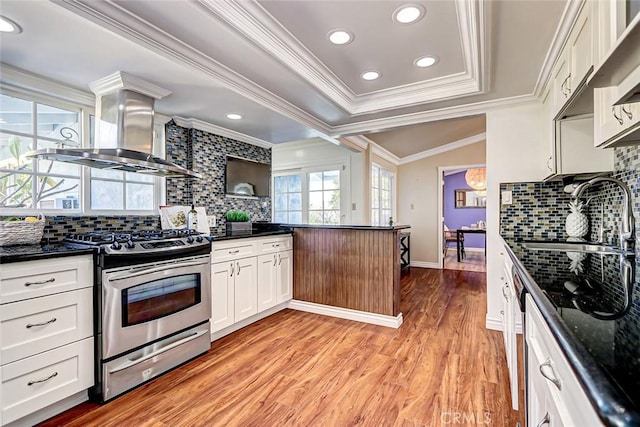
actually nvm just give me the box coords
[28,371,58,386]
[26,318,57,328]
[278,254,282,265]
[546,156,553,172]
[536,412,550,427]
[230,262,234,277]
[273,255,277,266]
[237,261,241,275]
[612,106,624,125]
[272,243,280,248]
[500,310,504,315]
[502,285,509,300]
[622,104,633,120]
[539,358,561,390]
[25,277,55,287]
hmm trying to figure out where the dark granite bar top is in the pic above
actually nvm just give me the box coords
[289,224,411,231]
[502,237,640,426]
[209,229,293,242]
[0,244,97,264]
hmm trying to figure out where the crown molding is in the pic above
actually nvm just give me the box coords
[331,93,537,137]
[370,141,401,166]
[53,0,331,135]
[172,116,273,148]
[399,132,486,165]
[0,63,94,106]
[89,71,171,99]
[533,0,584,98]
[195,0,486,116]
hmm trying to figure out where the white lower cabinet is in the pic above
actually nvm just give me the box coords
[0,254,94,426]
[211,236,293,336]
[525,295,602,426]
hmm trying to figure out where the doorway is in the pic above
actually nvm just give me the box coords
[438,165,487,272]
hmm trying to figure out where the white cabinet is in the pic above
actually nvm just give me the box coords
[500,250,519,410]
[211,235,293,336]
[567,1,594,90]
[233,257,258,322]
[0,255,94,426]
[211,261,235,332]
[525,295,602,426]
[594,86,640,147]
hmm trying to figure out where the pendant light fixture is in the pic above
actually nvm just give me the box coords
[465,168,486,191]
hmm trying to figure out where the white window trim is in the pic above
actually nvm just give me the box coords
[371,162,396,226]
[0,86,164,216]
[273,162,348,224]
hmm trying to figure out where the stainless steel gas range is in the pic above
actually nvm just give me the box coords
[65,229,212,402]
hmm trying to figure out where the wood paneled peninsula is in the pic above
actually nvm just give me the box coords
[292,225,410,323]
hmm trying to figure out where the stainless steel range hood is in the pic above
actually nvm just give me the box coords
[27,73,201,179]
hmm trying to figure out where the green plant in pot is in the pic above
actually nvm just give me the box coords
[226,210,252,234]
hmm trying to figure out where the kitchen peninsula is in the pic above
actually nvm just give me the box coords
[291,224,410,327]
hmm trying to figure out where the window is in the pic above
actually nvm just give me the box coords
[0,90,162,214]
[371,163,394,226]
[0,93,82,210]
[307,170,340,224]
[273,167,342,225]
[273,174,302,223]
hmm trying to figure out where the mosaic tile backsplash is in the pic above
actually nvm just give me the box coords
[501,145,640,374]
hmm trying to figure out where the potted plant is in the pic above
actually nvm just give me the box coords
[225,210,252,234]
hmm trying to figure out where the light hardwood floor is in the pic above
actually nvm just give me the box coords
[444,250,487,272]
[41,268,518,427]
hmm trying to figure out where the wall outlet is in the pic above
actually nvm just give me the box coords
[207,215,217,227]
[501,191,513,205]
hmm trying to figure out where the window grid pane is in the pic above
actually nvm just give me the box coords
[306,170,340,225]
[273,173,303,224]
[371,165,394,226]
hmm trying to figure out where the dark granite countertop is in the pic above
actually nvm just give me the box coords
[502,237,640,426]
[209,229,293,241]
[288,224,411,231]
[0,244,97,264]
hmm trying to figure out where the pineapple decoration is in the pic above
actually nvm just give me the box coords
[566,198,590,238]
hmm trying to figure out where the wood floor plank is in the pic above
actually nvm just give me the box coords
[39,267,520,427]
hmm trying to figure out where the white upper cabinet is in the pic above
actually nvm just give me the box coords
[594,86,640,147]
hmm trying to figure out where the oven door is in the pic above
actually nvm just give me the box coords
[102,254,211,360]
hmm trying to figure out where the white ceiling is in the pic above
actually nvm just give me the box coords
[0,0,567,147]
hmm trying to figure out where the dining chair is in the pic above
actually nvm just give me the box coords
[443,225,463,257]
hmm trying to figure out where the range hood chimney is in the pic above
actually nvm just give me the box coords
[27,72,201,179]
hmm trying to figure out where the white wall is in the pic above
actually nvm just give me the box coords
[272,138,365,224]
[485,102,548,330]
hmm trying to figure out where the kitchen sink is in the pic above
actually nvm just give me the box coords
[522,241,635,256]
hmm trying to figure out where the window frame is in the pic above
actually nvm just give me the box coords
[371,163,395,226]
[0,86,164,216]
[273,163,346,225]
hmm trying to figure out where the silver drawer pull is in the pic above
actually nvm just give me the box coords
[273,255,277,266]
[230,262,235,277]
[28,371,58,386]
[25,277,55,287]
[272,243,280,248]
[229,249,240,254]
[502,285,509,299]
[612,106,624,125]
[622,104,633,120]
[26,318,57,328]
[237,261,241,275]
[278,254,282,265]
[536,412,550,427]
[539,358,561,390]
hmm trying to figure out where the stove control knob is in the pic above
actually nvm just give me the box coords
[196,235,204,243]
[126,240,135,249]
[187,236,195,244]
[111,241,122,250]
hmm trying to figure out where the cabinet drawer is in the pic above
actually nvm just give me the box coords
[258,236,293,255]
[0,255,93,304]
[212,241,257,263]
[525,295,601,426]
[1,287,93,365]
[1,337,94,425]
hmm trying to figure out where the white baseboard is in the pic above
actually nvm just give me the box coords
[288,300,403,329]
[410,261,441,269]
[6,390,88,427]
[210,301,289,342]
[485,315,503,331]
[464,247,486,253]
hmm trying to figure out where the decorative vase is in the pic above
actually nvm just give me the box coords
[566,199,588,238]
[226,221,252,234]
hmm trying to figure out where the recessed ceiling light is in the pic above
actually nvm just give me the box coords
[393,4,425,24]
[361,71,380,81]
[0,16,22,34]
[414,55,439,68]
[226,113,242,120]
[327,29,353,45]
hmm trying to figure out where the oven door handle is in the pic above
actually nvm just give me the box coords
[107,329,208,374]
[107,260,210,281]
